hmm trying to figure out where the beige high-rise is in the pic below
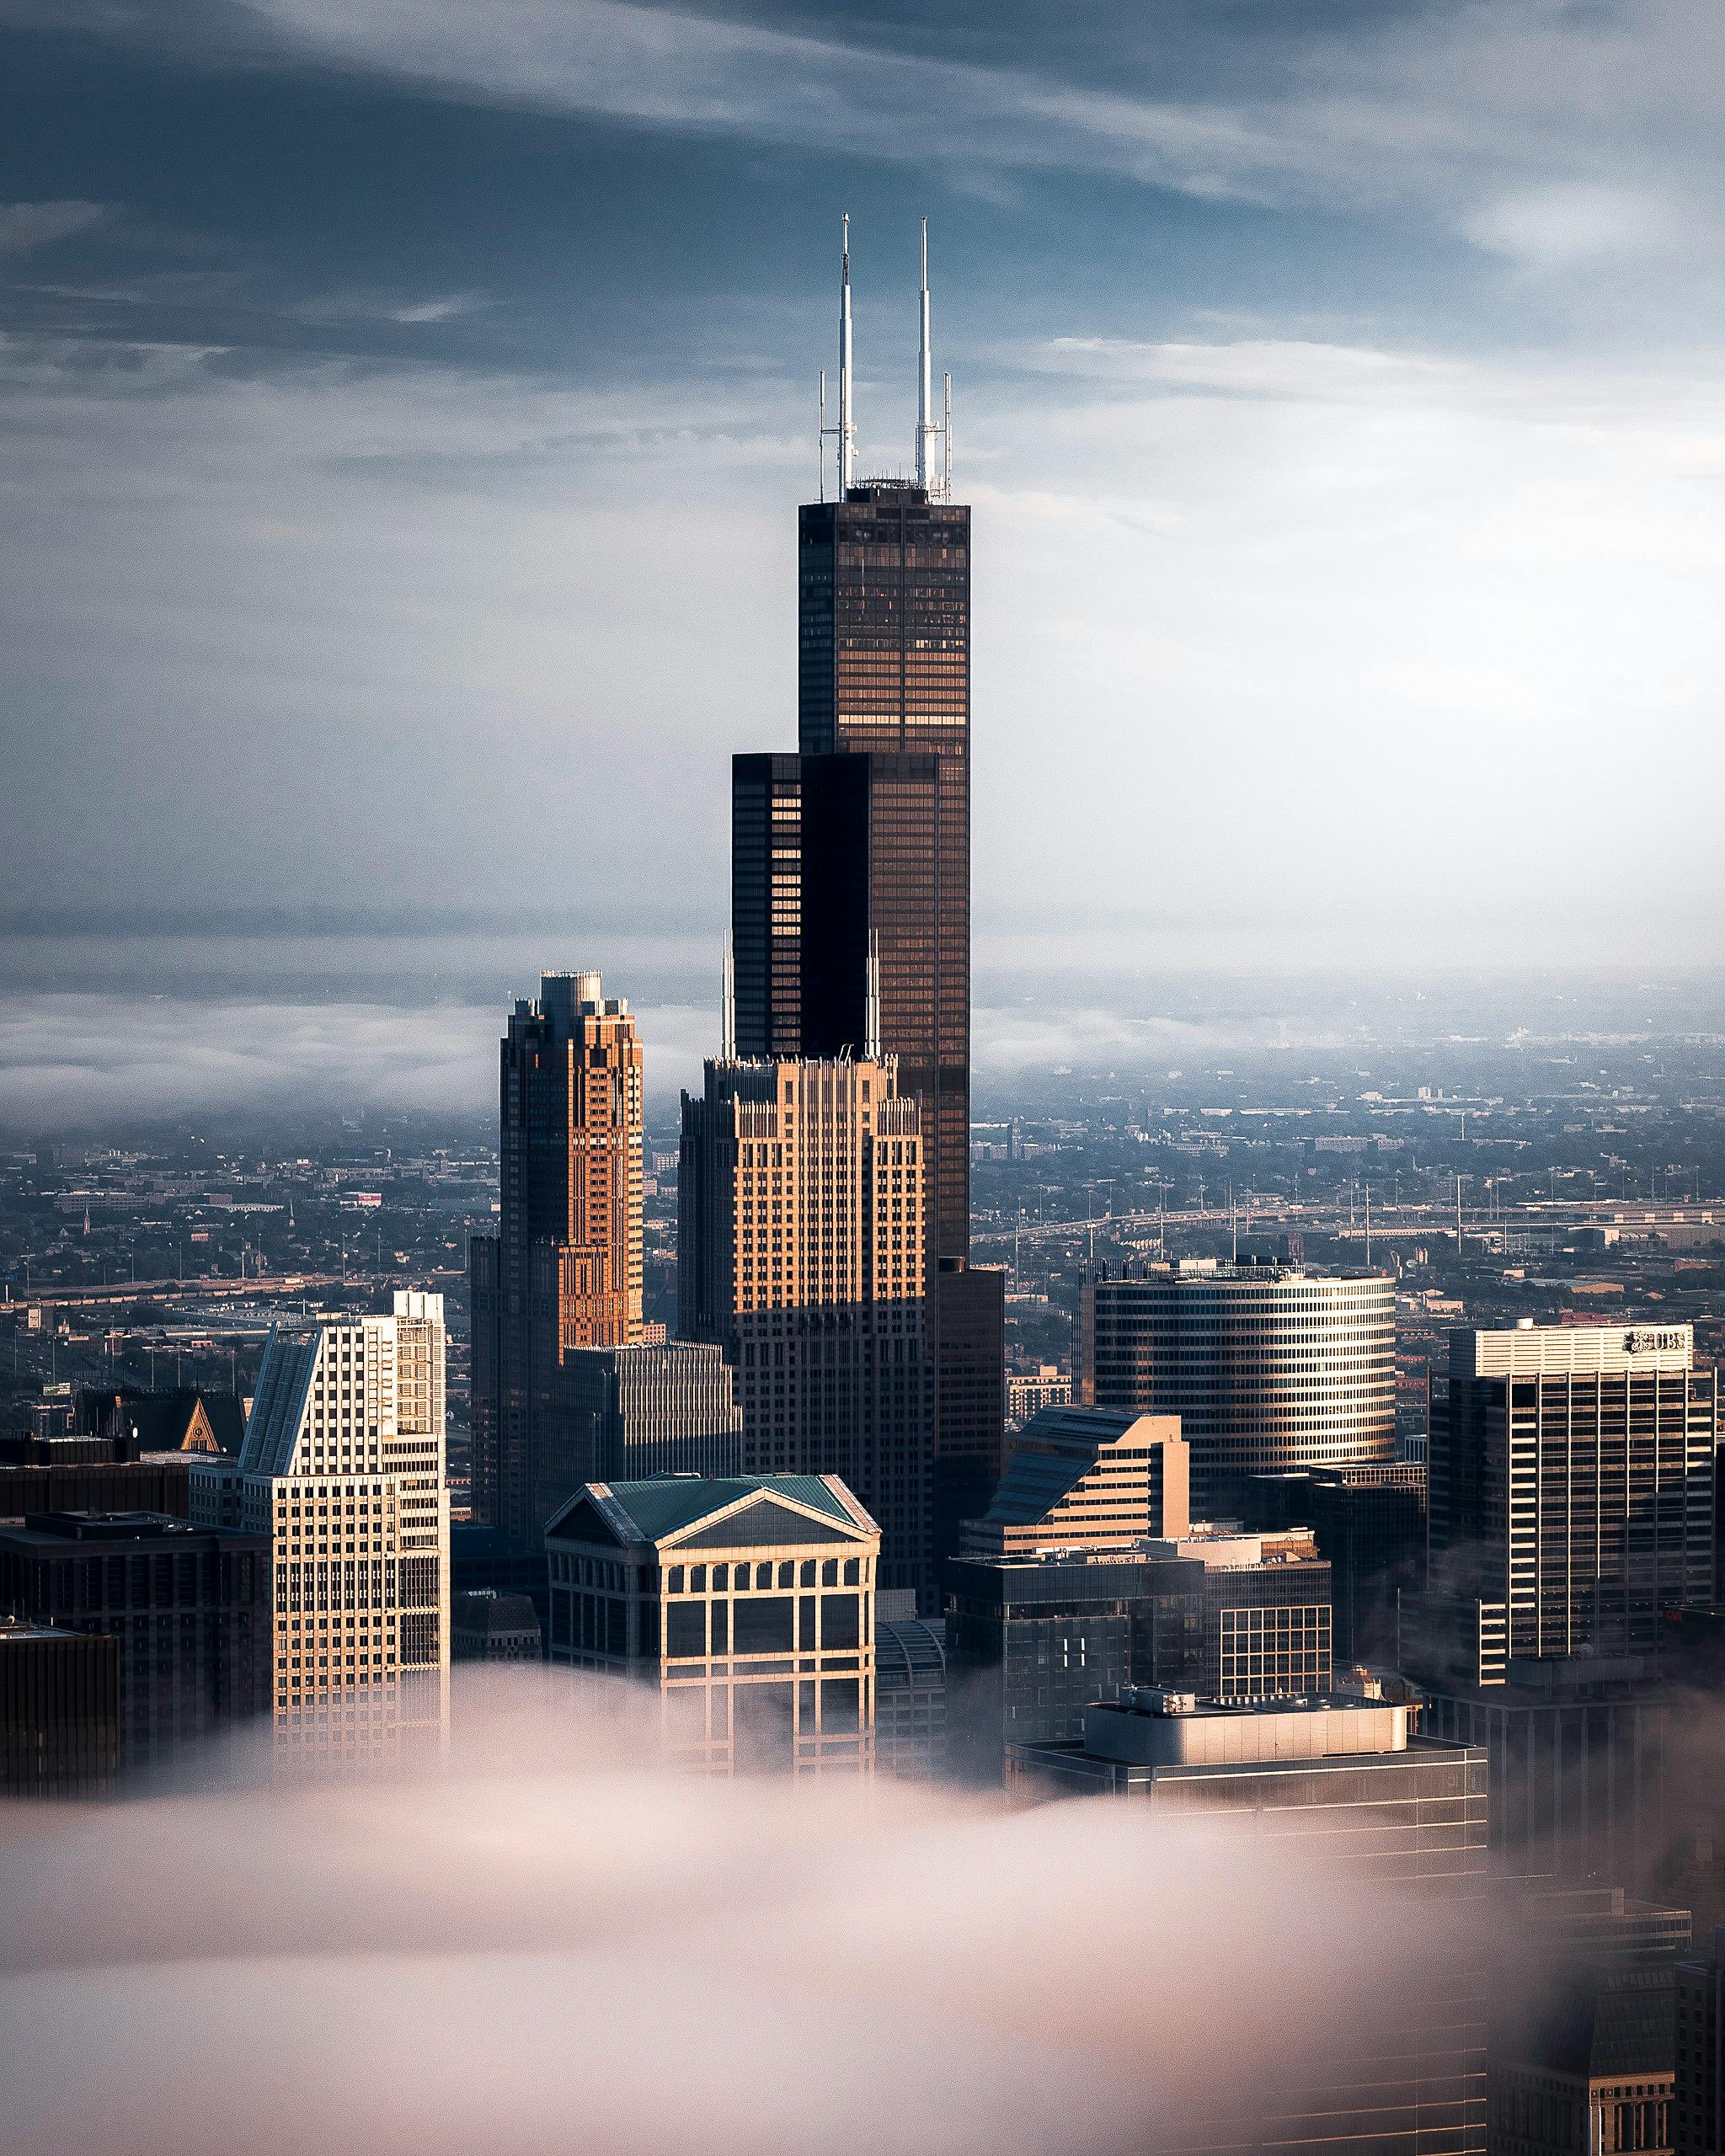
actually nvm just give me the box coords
[191,1289,451,1764]
[680,1054,932,1599]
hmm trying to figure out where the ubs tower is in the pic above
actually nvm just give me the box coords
[732,222,1004,1584]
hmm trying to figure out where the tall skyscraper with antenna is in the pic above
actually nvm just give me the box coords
[730,221,1004,1593]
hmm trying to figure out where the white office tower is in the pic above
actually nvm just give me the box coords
[192,1290,451,1771]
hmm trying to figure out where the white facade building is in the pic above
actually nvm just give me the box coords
[192,1290,451,1758]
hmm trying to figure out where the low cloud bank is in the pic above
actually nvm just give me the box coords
[0,990,1332,1132]
[0,1674,1447,2156]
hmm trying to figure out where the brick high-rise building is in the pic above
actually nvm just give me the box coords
[730,226,1003,1582]
[679,1051,931,1598]
[470,969,645,1542]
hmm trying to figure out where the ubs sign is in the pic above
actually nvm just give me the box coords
[1623,1328,1686,1356]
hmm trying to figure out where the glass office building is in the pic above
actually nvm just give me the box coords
[1082,1259,1397,1502]
[1012,1691,1489,2156]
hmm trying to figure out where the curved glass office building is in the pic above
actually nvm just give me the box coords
[1081,1259,1397,1502]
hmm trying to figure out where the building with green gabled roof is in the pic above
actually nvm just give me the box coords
[545,1471,879,1776]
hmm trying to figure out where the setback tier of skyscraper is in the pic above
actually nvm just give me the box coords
[679,1052,931,1599]
[1081,1257,1397,1501]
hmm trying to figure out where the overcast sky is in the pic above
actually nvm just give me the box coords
[3,0,1723,990]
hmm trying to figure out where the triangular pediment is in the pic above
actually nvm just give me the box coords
[668,1494,868,1550]
[543,1490,631,1547]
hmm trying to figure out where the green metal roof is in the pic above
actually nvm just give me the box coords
[603,1473,855,1543]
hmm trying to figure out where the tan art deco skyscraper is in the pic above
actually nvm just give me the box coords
[679,1051,932,1599]
[470,970,645,1543]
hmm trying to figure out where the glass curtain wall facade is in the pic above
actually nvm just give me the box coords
[1428,1327,1715,1662]
[731,479,1001,1588]
[1082,1261,1397,1503]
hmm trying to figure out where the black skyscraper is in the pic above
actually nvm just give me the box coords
[731,227,1004,1582]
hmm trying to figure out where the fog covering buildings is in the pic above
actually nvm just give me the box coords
[1490,1884,1690,2156]
[1009,1688,1490,2156]
[545,1470,879,1775]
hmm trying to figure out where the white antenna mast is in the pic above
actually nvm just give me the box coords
[719,932,736,1063]
[916,217,937,491]
[838,211,856,494]
[942,370,952,501]
[818,368,827,503]
[863,929,881,1061]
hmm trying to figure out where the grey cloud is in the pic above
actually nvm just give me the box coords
[0,200,109,253]
[0,985,1390,1131]
[0,993,719,1130]
[235,0,1725,264]
[2,319,1722,973]
[1461,182,1684,267]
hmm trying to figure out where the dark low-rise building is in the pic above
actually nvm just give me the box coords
[0,1617,120,1800]
[1492,1884,1690,2156]
[451,1589,542,1662]
[451,1523,550,1644]
[874,1593,946,1780]
[0,1455,193,1520]
[1011,1689,1488,2156]
[945,1527,1332,1785]
[1416,1657,1669,1885]
[0,1511,270,1781]
[1674,1926,1725,2156]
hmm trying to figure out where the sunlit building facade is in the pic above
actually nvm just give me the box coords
[545,1471,879,1776]
[1081,1258,1397,1502]
[679,1052,931,1598]
[191,1290,451,1758]
[1425,1323,1715,1664]
[470,969,645,1542]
